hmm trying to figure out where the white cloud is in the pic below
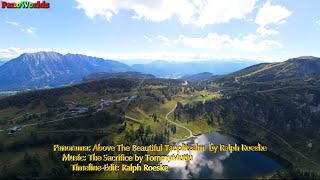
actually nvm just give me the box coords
[156,35,172,46]
[5,20,37,36]
[255,2,292,27]
[190,0,257,28]
[256,26,279,36]
[157,33,282,52]
[157,35,169,42]
[0,47,53,59]
[143,35,152,43]
[5,21,20,26]
[21,27,37,36]
[255,2,292,36]
[313,19,320,30]
[75,0,257,28]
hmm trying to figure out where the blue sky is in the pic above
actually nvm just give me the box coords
[0,0,319,62]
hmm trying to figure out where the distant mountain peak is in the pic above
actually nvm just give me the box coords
[18,51,64,62]
[182,72,214,82]
[22,51,62,56]
[151,60,168,63]
[287,56,320,62]
[296,56,318,59]
[82,71,156,82]
[214,56,320,84]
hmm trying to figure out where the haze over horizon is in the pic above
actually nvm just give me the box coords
[1,0,320,62]
[0,51,267,65]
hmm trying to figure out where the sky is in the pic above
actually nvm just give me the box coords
[0,0,319,62]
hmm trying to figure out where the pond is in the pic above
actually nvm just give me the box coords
[138,132,281,179]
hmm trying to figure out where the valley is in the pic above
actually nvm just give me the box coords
[2,0,319,178]
[0,78,218,179]
[0,56,320,179]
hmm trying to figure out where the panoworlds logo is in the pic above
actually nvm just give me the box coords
[2,1,50,8]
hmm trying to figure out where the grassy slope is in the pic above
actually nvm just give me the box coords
[0,80,196,179]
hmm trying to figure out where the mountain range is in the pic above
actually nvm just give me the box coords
[131,60,259,78]
[0,52,131,90]
[213,56,320,86]
[82,71,156,82]
[0,61,7,66]
[0,51,260,90]
[1,52,319,91]
[182,72,214,82]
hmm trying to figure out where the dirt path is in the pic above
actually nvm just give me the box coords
[166,103,195,142]
[22,103,104,128]
[0,102,104,132]
[241,118,320,167]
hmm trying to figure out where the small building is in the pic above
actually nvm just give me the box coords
[102,99,113,106]
[217,90,224,94]
[114,99,122,103]
[193,132,202,136]
[7,125,22,135]
[68,106,89,116]
[78,108,89,114]
[70,112,77,117]
[130,95,137,100]
[182,81,188,86]
[69,107,80,111]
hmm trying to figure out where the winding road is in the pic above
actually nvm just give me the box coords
[165,102,195,142]
[165,94,320,167]
[1,102,104,131]
[1,96,130,132]
[3,91,318,169]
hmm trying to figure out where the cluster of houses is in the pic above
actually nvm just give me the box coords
[102,99,113,106]
[68,105,89,117]
[123,95,137,101]
[102,95,138,105]
[67,96,138,117]
[3,95,140,135]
